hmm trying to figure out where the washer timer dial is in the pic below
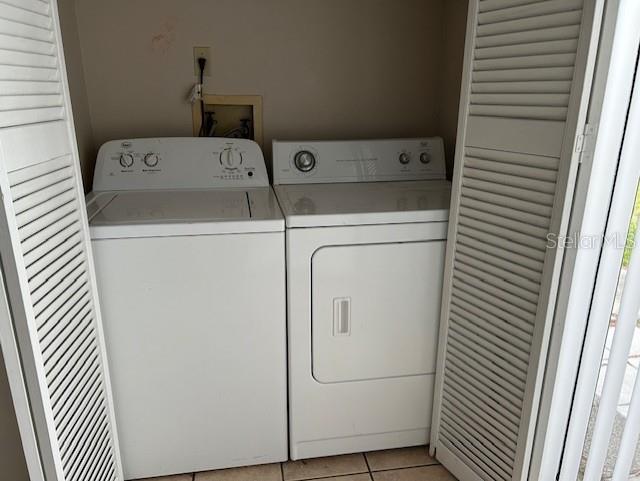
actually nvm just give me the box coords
[220,148,243,170]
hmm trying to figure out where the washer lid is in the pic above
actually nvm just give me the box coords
[274,180,451,228]
[88,188,284,238]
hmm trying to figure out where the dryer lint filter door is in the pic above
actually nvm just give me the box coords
[311,241,445,383]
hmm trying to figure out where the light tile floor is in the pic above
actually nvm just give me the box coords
[137,446,457,481]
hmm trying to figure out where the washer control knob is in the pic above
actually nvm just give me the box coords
[419,152,432,164]
[220,148,242,170]
[119,153,134,168]
[294,150,316,173]
[399,152,411,165]
[143,153,159,167]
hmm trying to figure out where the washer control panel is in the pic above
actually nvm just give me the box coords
[93,138,268,191]
[273,137,446,185]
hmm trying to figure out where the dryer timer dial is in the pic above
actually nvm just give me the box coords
[294,150,316,172]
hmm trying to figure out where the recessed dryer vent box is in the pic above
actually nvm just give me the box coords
[192,94,263,148]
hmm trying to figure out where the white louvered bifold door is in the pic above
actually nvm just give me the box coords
[430,1,605,481]
[0,1,123,481]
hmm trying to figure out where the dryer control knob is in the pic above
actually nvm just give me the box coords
[419,152,432,164]
[399,152,411,165]
[294,150,316,173]
[119,153,134,168]
[144,153,159,167]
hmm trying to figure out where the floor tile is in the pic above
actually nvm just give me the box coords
[282,454,368,480]
[365,446,437,471]
[314,476,372,481]
[136,475,192,481]
[195,463,282,481]
[372,465,457,481]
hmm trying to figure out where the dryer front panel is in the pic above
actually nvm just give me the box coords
[312,241,445,383]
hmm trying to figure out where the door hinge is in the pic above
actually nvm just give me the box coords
[575,123,597,162]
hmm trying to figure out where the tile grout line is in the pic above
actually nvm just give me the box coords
[281,461,285,481]
[362,452,373,480]
[284,462,442,481]
[370,462,441,474]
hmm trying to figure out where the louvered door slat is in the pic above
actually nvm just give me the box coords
[477,11,582,36]
[0,2,51,29]
[450,296,532,345]
[464,155,558,179]
[0,17,53,42]
[441,408,512,479]
[459,198,550,231]
[448,333,527,391]
[57,378,102,448]
[464,166,556,194]
[475,39,578,58]
[0,0,50,16]
[0,2,122,479]
[457,214,548,255]
[0,1,62,130]
[473,65,574,82]
[455,251,541,293]
[38,283,88,340]
[474,52,576,71]
[462,177,555,206]
[0,33,54,56]
[454,269,538,317]
[445,352,523,416]
[475,24,580,47]
[442,382,519,451]
[441,427,507,481]
[461,187,553,217]
[51,348,99,416]
[432,1,602,480]
[447,348,525,403]
[472,80,572,93]
[440,410,516,474]
[54,360,100,426]
[478,0,583,22]
[454,259,540,305]
[449,312,529,371]
[35,273,88,331]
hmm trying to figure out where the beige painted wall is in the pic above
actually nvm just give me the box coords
[58,0,95,191]
[68,0,467,179]
[439,0,468,178]
[0,352,29,481]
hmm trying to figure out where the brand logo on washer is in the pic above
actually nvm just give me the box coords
[121,141,132,148]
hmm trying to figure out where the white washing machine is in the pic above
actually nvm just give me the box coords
[87,138,287,479]
[273,138,451,460]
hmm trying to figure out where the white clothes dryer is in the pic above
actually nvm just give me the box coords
[87,138,287,479]
[273,138,451,460]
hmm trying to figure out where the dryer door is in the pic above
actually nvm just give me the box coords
[312,240,446,383]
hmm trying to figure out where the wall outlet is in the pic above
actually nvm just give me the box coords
[193,46,211,77]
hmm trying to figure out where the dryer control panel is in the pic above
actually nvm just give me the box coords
[93,138,269,191]
[272,137,446,185]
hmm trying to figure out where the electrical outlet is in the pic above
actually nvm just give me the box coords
[193,46,211,77]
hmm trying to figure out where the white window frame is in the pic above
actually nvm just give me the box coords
[529,0,640,478]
